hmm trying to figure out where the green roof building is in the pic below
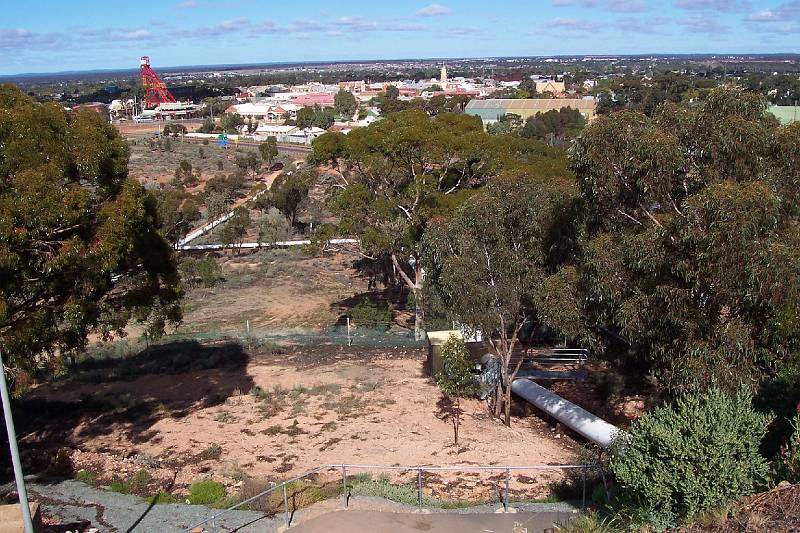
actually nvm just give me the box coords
[465,98,598,126]
[768,105,800,125]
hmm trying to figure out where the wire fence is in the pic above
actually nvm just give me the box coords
[182,462,604,533]
[80,324,426,364]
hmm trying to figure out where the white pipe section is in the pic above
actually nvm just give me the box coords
[176,187,271,248]
[511,378,622,449]
[177,238,358,251]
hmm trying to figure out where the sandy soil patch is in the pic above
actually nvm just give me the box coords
[21,345,580,502]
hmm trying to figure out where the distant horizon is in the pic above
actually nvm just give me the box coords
[2,52,800,81]
[3,0,800,77]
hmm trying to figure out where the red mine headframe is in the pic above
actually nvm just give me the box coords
[139,56,176,108]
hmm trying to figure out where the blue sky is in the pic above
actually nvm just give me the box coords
[1,0,799,75]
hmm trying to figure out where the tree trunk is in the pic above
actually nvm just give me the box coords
[413,287,425,341]
[413,262,426,340]
[391,253,426,340]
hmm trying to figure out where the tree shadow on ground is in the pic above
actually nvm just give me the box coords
[4,340,255,481]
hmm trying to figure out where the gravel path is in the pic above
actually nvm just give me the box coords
[6,479,582,532]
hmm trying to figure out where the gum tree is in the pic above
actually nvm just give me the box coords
[331,109,570,340]
[0,85,182,378]
[422,173,578,425]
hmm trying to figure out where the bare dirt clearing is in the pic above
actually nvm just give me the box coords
[179,250,369,332]
[17,249,584,511]
[21,344,580,503]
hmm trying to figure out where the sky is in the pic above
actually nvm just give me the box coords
[1,0,799,75]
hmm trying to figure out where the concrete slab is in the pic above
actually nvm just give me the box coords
[287,509,571,532]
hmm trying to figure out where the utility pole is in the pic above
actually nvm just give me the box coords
[0,352,34,533]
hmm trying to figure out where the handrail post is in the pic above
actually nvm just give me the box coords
[283,483,290,527]
[504,467,510,512]
[342,465,348,508]
[417,468,423,511]
[209,514,216,533]
[581,466,587,510]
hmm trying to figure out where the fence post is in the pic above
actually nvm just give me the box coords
[283,483,290,527]
[342,465,348,508]
[504,467,510,512]
[581,466,587,510]
[417,469,423,511]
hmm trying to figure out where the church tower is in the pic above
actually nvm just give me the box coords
[440,64,448,84]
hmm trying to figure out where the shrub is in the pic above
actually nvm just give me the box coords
[150,491,180,504]
[349,297,392,329]
[75,469,99,486]
[610,387,771,530]
[188,479,227,505]
[197,257,223,287]
[773,409,800,483]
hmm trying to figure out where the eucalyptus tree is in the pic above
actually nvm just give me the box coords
[332,109,570,339]
[567,88,800,391]
[0,85,182,377]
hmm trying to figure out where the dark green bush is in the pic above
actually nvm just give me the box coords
[610,387,771,531]
[773,410,800,483]
[349,297,392,329]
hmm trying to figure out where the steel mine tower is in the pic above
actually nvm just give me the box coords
[139,56,176,109]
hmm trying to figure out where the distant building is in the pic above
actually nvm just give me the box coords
[769,105,800,125]
[290,93,335,107]
[226,102,301,123]
[534,79,566,96]
[464,98,597,126]
[440,65,448,84]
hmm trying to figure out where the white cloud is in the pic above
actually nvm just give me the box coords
[416,4,452,16]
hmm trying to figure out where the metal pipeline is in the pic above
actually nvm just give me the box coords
[511,378,622,449]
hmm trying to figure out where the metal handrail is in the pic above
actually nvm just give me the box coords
[182,462,600,532]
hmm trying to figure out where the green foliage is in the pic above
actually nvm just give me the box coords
[610,387,771,530]
[220,112,244,133]
[349,297,392,329]
[384,85,400,99]
[197,117,215,133]
[334,89,358,118]
[519,107,586,146]
[567,87,800,392]
[436,335,478,445]
[152,188,201,244]
[180,256,223,288]
[174,159,193,183]
[421,173,578,424]
[309,131,347,165]
[235,151,260,177]
[149,492,180,504]
[270,168,315,226]
[296,105,335,130]
[110,469,152,495]
[259,136,279,165]
[219,206,251,248]
[349,475,433,507]
[0,84,182,376]
[75,469,99,486]
[773,409,800,483]
[188,479,227,505]
[436,335,477,398]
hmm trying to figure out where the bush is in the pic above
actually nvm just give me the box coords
[349,297,392,329]
[773,409,800,483]
[75,469,99,486]
[188,479,227,505]
[197,257,223,287]
[610,387,771,530]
